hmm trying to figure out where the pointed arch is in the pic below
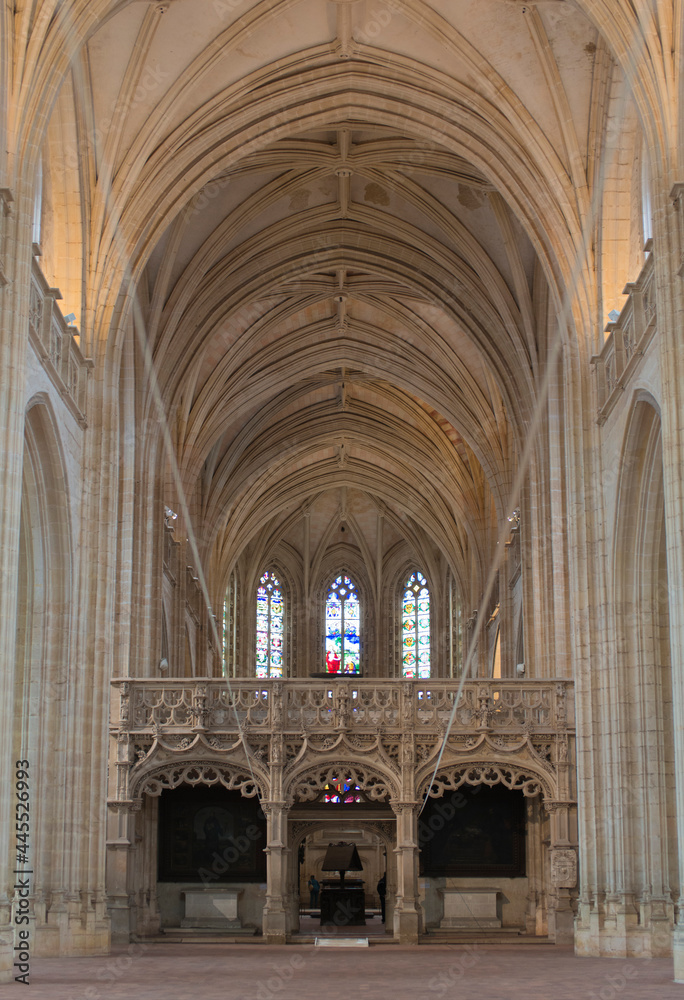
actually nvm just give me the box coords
[611,394,677,911]
[286,759,399,805]
[17,396,73,900]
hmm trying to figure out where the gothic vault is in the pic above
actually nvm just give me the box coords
[1,0,684,982]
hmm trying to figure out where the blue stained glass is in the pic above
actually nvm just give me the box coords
[402,571,431,678]
[326,574,360,674]
[324,782,362,803]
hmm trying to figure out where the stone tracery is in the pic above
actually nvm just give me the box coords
[424,765,548,801]
[135,762,264,802]
[288,763,394,804]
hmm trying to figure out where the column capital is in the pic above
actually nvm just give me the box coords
[391,800,421,812]
[260,799,291,816]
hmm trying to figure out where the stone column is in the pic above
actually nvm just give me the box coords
[544,724,577,945]
[0,182,37,981]
[392,802,422,943]
[105,692,136,944]
[262,800,290,943]
[106,805,136,945]
[546,802,577,945]
[659,184,684,980]
[133,797,161,938]
[285,833,301,934]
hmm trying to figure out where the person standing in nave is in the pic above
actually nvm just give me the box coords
[308,874,320,908]
[377,874,386,922]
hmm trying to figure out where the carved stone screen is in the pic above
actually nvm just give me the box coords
[158,785,267,882]
[419,785,526,878]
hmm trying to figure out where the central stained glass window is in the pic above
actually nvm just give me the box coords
[403,571,431,677]
[325,574,360,674]
[256,570,283,677]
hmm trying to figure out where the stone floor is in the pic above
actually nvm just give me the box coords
[3,944,683,999]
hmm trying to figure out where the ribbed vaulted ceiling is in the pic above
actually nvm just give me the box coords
[22,0,638,596]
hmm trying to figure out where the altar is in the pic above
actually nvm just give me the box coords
[319,842,366,927]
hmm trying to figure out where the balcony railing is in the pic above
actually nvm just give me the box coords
[592,243,657,424]
[111,677,574,736]
[27,256,92,426]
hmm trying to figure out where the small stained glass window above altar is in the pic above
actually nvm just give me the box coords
[324,782,362,803]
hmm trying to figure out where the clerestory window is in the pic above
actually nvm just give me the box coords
[256,570,283,677]
[402,571,431,677]
[325,574,360,674]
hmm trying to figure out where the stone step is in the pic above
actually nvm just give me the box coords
[141,928,552,947]
[291,936,399,946]
[147,927,260,943]
[315,937,370,947]
[420,932,554,945]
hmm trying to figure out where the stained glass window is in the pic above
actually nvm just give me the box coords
[223,599,228,674]
[402,571,431,678]
[256,570,283,678]
[325,574,360,674]
[324,782,361,803]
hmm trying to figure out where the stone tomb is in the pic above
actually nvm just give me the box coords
[439,886,501,929]
[180,889,244,929]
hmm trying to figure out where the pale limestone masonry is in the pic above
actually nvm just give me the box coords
[1,0,684,984]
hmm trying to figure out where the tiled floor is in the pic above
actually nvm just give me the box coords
[3,943,682,999]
